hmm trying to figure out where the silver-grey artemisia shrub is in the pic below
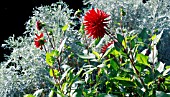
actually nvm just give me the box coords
[0,2,84,96]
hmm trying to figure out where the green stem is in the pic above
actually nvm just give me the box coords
[44,28,55,49]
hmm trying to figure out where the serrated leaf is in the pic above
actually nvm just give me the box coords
[136,54,150,67]
[46,53,55,66]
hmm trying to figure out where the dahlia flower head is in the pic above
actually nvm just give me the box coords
[34,33,46,50]
[83,8,110,39]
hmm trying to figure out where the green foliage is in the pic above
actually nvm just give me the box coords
[1,0,170,97]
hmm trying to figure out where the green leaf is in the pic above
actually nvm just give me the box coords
[74,81,85,85]
[94,38,101,46]
[130,39,136,49]
[135,64,142,72]
[156,91,170,97]
[157,62,165,73]
[51,88,65,97]
[48,90,54,97]
[136,54,150,67]
[113,77,131,81]
[51,50,59,57]
[62,24,69,32]
[58,37,67,53]
[33,89,44,97]
[151,34,157,41]
[138,28,149,42]
[24,94,35,97]
[79,24,85,34]
[120,8,126,16]
[49,69,59,77]
[76,41,84,47]
[102,47,113,58]
[46,52,55,66]
[152,29,164,45]
[72,88,83,97]
[61,82,68,92]
[166,66,170,69]
[97,64,105,68]
[77,54,95,59]
[111,49,120,58]
[113,77,135,87]
[163,68,170,76]
[110,59,119,71]
[92,50,100,60]
[117,34,124,43]
[122,39,126,48]
[130,34,137,40]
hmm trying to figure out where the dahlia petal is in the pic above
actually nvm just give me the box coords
[39,33,44,38]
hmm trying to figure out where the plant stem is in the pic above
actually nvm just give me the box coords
[43,45,58,85]
[44,28,55,49]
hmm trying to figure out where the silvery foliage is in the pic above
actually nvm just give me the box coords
[0,35,51,97]
[0,1,84,96]
[83,0,170,64]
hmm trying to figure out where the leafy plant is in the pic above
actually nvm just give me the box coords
[1,0,170,97]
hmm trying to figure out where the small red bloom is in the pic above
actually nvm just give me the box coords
[36,20,44,31]
[101,41,114,54]
[83,8,110,39]
[34,33,46,50]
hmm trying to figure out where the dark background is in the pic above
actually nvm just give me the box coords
[0,0,84,62]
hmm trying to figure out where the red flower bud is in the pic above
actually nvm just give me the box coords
[36,20,45,31]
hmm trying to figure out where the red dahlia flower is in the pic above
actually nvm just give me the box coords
[101,41,114,54]
[36,20,44,31]
[83,8,110,39]
[34,33,46,50]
